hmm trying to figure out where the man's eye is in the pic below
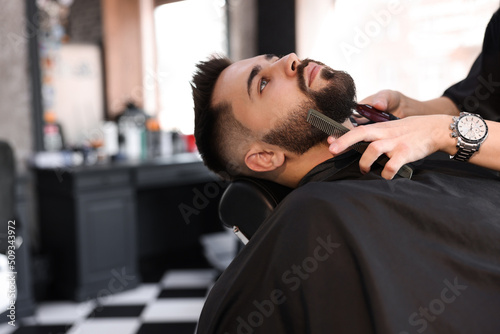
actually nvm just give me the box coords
[259,79,269,93]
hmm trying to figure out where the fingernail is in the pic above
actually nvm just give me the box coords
[329,143,338,153]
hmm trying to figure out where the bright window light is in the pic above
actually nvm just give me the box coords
[154,0,228,134]
[297,0,499,101]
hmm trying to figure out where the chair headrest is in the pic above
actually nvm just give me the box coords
[218,178,292,241]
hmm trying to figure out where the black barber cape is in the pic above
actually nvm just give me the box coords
[196,152,500,334]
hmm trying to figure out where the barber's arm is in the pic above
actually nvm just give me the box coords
[328,114,500,180]
[359,89,461,118]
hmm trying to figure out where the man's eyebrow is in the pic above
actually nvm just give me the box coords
[247,54,278,99]
[247,65,262,99]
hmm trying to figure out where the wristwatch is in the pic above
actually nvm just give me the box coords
[449,112,488,162]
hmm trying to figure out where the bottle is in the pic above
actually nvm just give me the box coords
[43,111,64,151]
[146,117,161,159]
[117,103,147,160]
[101,121,119,158]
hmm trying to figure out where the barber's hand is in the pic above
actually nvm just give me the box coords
[328,115,454,180]
[360,89,412,119]
[360,90,460,119]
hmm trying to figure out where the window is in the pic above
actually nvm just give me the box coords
[297,0,499,101]
[154,0,228,134]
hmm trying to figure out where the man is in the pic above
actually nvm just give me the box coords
[191,11,500,334]
[192,53,362,186]
[193,53,499,184]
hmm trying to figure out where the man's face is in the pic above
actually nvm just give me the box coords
[212,53,356,154]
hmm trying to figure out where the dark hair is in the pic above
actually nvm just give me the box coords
[191,55,250,179]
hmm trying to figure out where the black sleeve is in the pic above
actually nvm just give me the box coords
[443,9,500,121]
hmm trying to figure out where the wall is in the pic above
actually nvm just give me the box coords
[257,0,296,55]
[101,0,143,117]
[228,0,257,60]
[229,0,292,60]
[68,0,103,44]
[0,0,34,173]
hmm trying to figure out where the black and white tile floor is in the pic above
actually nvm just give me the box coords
[0,268,218,334]
[0,229,238,334]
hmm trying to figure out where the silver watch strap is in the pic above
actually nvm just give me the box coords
[451,140,478,162]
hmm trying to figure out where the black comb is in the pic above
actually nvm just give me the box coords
[307,109,413,179]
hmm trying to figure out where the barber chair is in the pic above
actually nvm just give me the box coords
[218,178,292,244]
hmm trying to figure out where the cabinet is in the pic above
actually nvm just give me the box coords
[35,154,217,301]
[36,167,140,301]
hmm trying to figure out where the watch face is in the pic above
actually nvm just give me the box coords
[457,114,488,142]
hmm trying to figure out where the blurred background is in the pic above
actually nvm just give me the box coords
[0,0,498,333]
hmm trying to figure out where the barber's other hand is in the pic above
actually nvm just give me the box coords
[359,89,408,118]
[328,115,454,180]
[360,90,461,119]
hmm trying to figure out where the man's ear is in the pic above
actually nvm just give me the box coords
[244,142,285,172]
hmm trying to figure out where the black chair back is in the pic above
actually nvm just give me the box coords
[218,177,292,244]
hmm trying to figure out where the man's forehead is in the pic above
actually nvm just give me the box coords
[227,54,269,74]
[212,55,268,105]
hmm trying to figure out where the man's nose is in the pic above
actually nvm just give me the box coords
[281,53,300,77]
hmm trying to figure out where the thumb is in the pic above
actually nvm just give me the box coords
[360,90,392,111]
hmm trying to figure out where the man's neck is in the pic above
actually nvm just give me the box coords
[273,118,355,188]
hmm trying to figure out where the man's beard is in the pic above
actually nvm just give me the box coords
[262,59,356,155]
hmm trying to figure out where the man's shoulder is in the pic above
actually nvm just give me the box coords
[270,181,346,222]
[256,180,370,240]
[283,180,353,204]
[283,178,393,207]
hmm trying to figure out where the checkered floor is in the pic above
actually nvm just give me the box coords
[0,268,218,334]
